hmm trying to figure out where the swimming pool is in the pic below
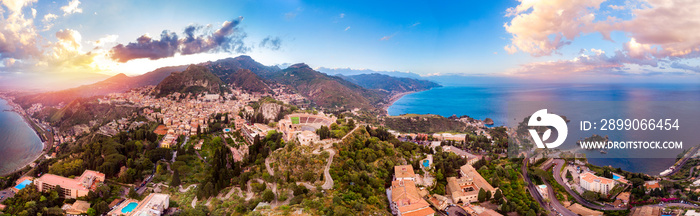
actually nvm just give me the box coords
[612,174,621,180]
[423,160,430,168]
[121,202,138,213]
[14,179,32,190]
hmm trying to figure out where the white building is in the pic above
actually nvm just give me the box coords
[579,172,616,195]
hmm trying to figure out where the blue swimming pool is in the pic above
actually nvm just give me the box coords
[423,160,430,168]
[121,202,138,213]
[14,179,32,190]
[612,174,621,180]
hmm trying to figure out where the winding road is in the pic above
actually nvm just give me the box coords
[522,158,577,216]
[551,159,625,211]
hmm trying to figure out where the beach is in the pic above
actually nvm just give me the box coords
[383,91,415,113]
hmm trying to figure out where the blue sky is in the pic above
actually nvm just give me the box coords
[1,0,700,89]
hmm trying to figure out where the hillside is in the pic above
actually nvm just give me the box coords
[155,65,227,97]
[14,65,187,107]
[226,69,271,93]
[381,114,471,133]
[203,55,281,79]
[338,73,440,93]
[266,63,388,109]
[32,97,138,131]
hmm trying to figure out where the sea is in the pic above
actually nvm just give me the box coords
[0,98,43,176]
[388,83,700,175]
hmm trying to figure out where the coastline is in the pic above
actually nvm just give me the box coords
[383,91,416,114]
[0,96,48,177]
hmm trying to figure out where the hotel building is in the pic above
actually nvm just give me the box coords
[35,170,105,199]
[579,172,616,195]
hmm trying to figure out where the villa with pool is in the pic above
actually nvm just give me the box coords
[108,193,170,216]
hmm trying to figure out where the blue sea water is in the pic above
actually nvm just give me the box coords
[388,83,700,174]
[0,98,43,176]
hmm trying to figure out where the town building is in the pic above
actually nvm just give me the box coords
[242,123,274,144]
[389,165,435,216]
[579,172,616,195]
[65,200,91,215]
[394,165,416,182]
[35,170,105,199]
[614,192,630,207]
[446,164,497,204]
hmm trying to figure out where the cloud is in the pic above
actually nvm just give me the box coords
[0,0,41,60]
[41,13,58,31]
[284,12,297,20]
[508,49,666,77]
[503,0,700,77]
[110,17,249,63]
[60,0,82,15]
[670,62,700,73]
[380,33,397,41]
[344,26,350,31]
[91,34,118,47]
[109,31,180,63]
[505,0,700,60]
[45,29,98,69]
[504,0,605,56]
[410,22,421,27]
[339,13,345,18]
[3,58,17,67]
[259,36,282,50]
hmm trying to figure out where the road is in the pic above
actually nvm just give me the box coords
[321,148,336,190]
[522,158,576,216]
[551,159,625,211]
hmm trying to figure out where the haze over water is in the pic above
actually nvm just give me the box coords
[388,83,700,174]
[0,99,43,176]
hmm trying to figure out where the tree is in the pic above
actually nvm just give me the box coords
[486,190,492,200]
[54,185,64,198]
[171,169,181,187]
[86,208,97,216]
[493,189,503,202]
[566,169,573,181]
[94,201,109,215]
[262,189,275,202]
[478,188,487,202]
[128,187,138,198]
[582,191,599,201]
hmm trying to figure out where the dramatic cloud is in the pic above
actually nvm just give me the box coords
[44,28,97,69]
[505,0,700,59]
[110,17,249,63]
[60,0,82,15]
[504,0,607,56]
[110,31,179,63]
[0,0,41,60]
[259,36,282,50]
[504,0,700,77]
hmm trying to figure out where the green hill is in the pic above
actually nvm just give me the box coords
[267,63,389,109]
[338,73,441,93]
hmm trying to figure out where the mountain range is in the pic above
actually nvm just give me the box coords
[16,56,440,110]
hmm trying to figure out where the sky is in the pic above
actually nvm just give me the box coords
[1,0,699,90]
